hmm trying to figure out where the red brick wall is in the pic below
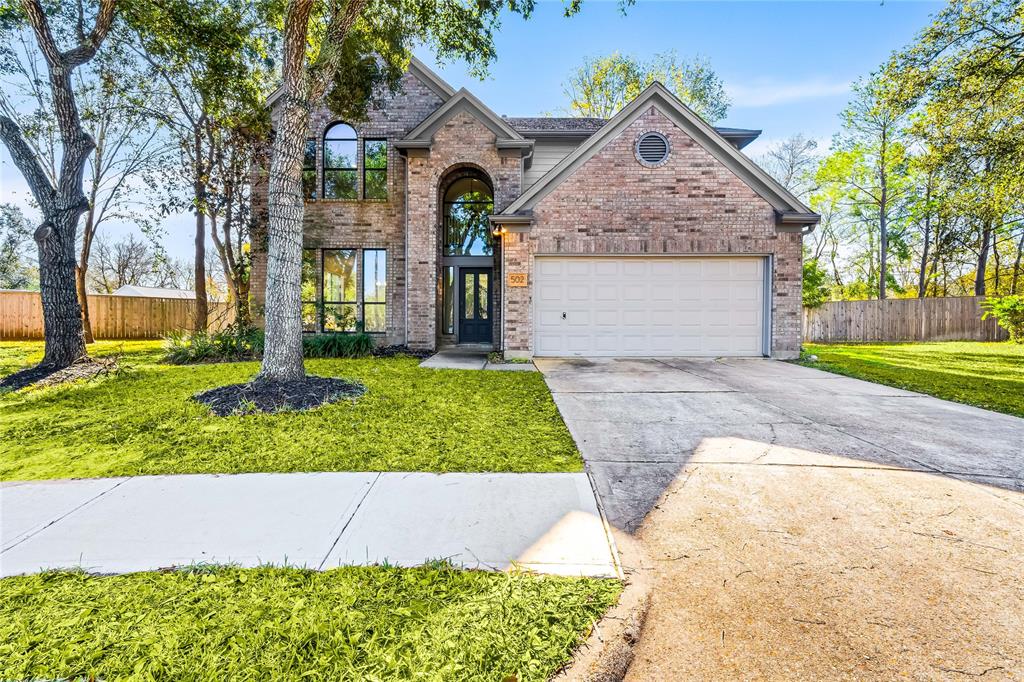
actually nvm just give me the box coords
[505,106,803,357]
[250,71,445,344]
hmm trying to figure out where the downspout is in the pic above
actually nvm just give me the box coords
[500,233,506,353]
[404,159,410,346]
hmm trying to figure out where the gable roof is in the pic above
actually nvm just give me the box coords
[266,55,454,109]
[407,55,455,101]
[396,87,532,152]
[500,82,817,226]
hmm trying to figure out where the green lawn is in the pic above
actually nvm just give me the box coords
[0,564,620,681]
[0,341,581,480]
[801,341,1024,418]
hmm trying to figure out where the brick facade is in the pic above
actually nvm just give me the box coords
[252,78,805,357]
[251,71,445,345]
[503,107,803,358]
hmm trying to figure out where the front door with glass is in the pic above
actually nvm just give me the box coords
[458,268,492,343]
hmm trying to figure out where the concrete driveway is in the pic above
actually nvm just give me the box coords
[537,357,1024,680]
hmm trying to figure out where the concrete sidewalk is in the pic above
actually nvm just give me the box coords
[0,472,617,578]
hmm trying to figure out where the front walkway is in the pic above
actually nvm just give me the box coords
[1,472,616,578]
[420,347,537,371]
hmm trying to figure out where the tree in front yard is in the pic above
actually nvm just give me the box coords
[258,0,617,382]
[0,0,116,369]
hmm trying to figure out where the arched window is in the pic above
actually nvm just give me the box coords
[323,122,357,199]
[443,175,493,256]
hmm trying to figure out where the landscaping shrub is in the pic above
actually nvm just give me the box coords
[981,295,1024,343]
[302,332,374,358]
[164,323,264,364]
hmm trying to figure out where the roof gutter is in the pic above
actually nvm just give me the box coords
[488,213,533,233]
[775,211,821,235]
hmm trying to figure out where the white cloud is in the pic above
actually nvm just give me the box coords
[726,78,851,108]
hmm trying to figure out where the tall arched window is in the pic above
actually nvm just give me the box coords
[323,122,357,199]
[443,176,493,256]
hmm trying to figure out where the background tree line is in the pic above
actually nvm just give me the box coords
[763,0,1024,306]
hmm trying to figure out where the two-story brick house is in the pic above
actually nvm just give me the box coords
[251,57,818,359]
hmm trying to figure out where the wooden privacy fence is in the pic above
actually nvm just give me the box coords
[0,290,236,341]
[804,296,1008,343]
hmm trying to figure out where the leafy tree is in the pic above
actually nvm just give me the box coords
[884,0,1024,296]
[817,77,914,300]
[0,0,117,368]
[802,257,830,308]
[1,16,169,342]
[208,123,263,322]
[0,203,38,289]
[125,0,269,331]
[563,51,729,122]
[258,0,627,382]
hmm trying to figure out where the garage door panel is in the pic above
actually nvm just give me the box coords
[534,256,765,357]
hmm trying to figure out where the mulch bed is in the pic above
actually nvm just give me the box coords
[193,375,366,416]
[371,344,433,360]
[0,356,119,392]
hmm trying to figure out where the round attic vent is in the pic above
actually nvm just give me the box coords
[636,131,670,166]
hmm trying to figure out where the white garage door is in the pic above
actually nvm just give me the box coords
[534,256,767,357]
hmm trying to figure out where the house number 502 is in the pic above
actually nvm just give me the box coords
[507,272,528,287]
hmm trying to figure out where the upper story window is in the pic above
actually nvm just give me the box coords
[443,176,493,256]
[302,139,317,199]
[323,122,357,200]
[363,139,388,200]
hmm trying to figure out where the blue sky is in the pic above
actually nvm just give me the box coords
[417,0,942,155]
[1,0,944,262]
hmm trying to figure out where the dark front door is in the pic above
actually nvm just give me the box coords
[459,267,492,343]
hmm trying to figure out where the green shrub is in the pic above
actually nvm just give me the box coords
[802,258,830,308]
[163,323,265,364]
[982,295,1024,343]
[302,332,374,358]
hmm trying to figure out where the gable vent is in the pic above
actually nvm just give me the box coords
[636,132,670,166]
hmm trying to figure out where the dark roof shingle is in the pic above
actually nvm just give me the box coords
[503,116,761,149]
[503,117,607,133]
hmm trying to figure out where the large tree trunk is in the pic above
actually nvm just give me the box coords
[878,197,888,300]
[259,98,309,381]
[975,220,992,296]
[258,0,316,382]
[0,0,115,370]
[193,128,209,332]
[77,203,97,344]
[37,212,87,367]
[1011,230,1024,295]
[194,208,208,332]
[917,182,931,299]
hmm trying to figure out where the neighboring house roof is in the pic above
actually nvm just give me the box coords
[266,55,455,109]
[395,88,532,154]
[499,82,818,228]
[112,285,195,299]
